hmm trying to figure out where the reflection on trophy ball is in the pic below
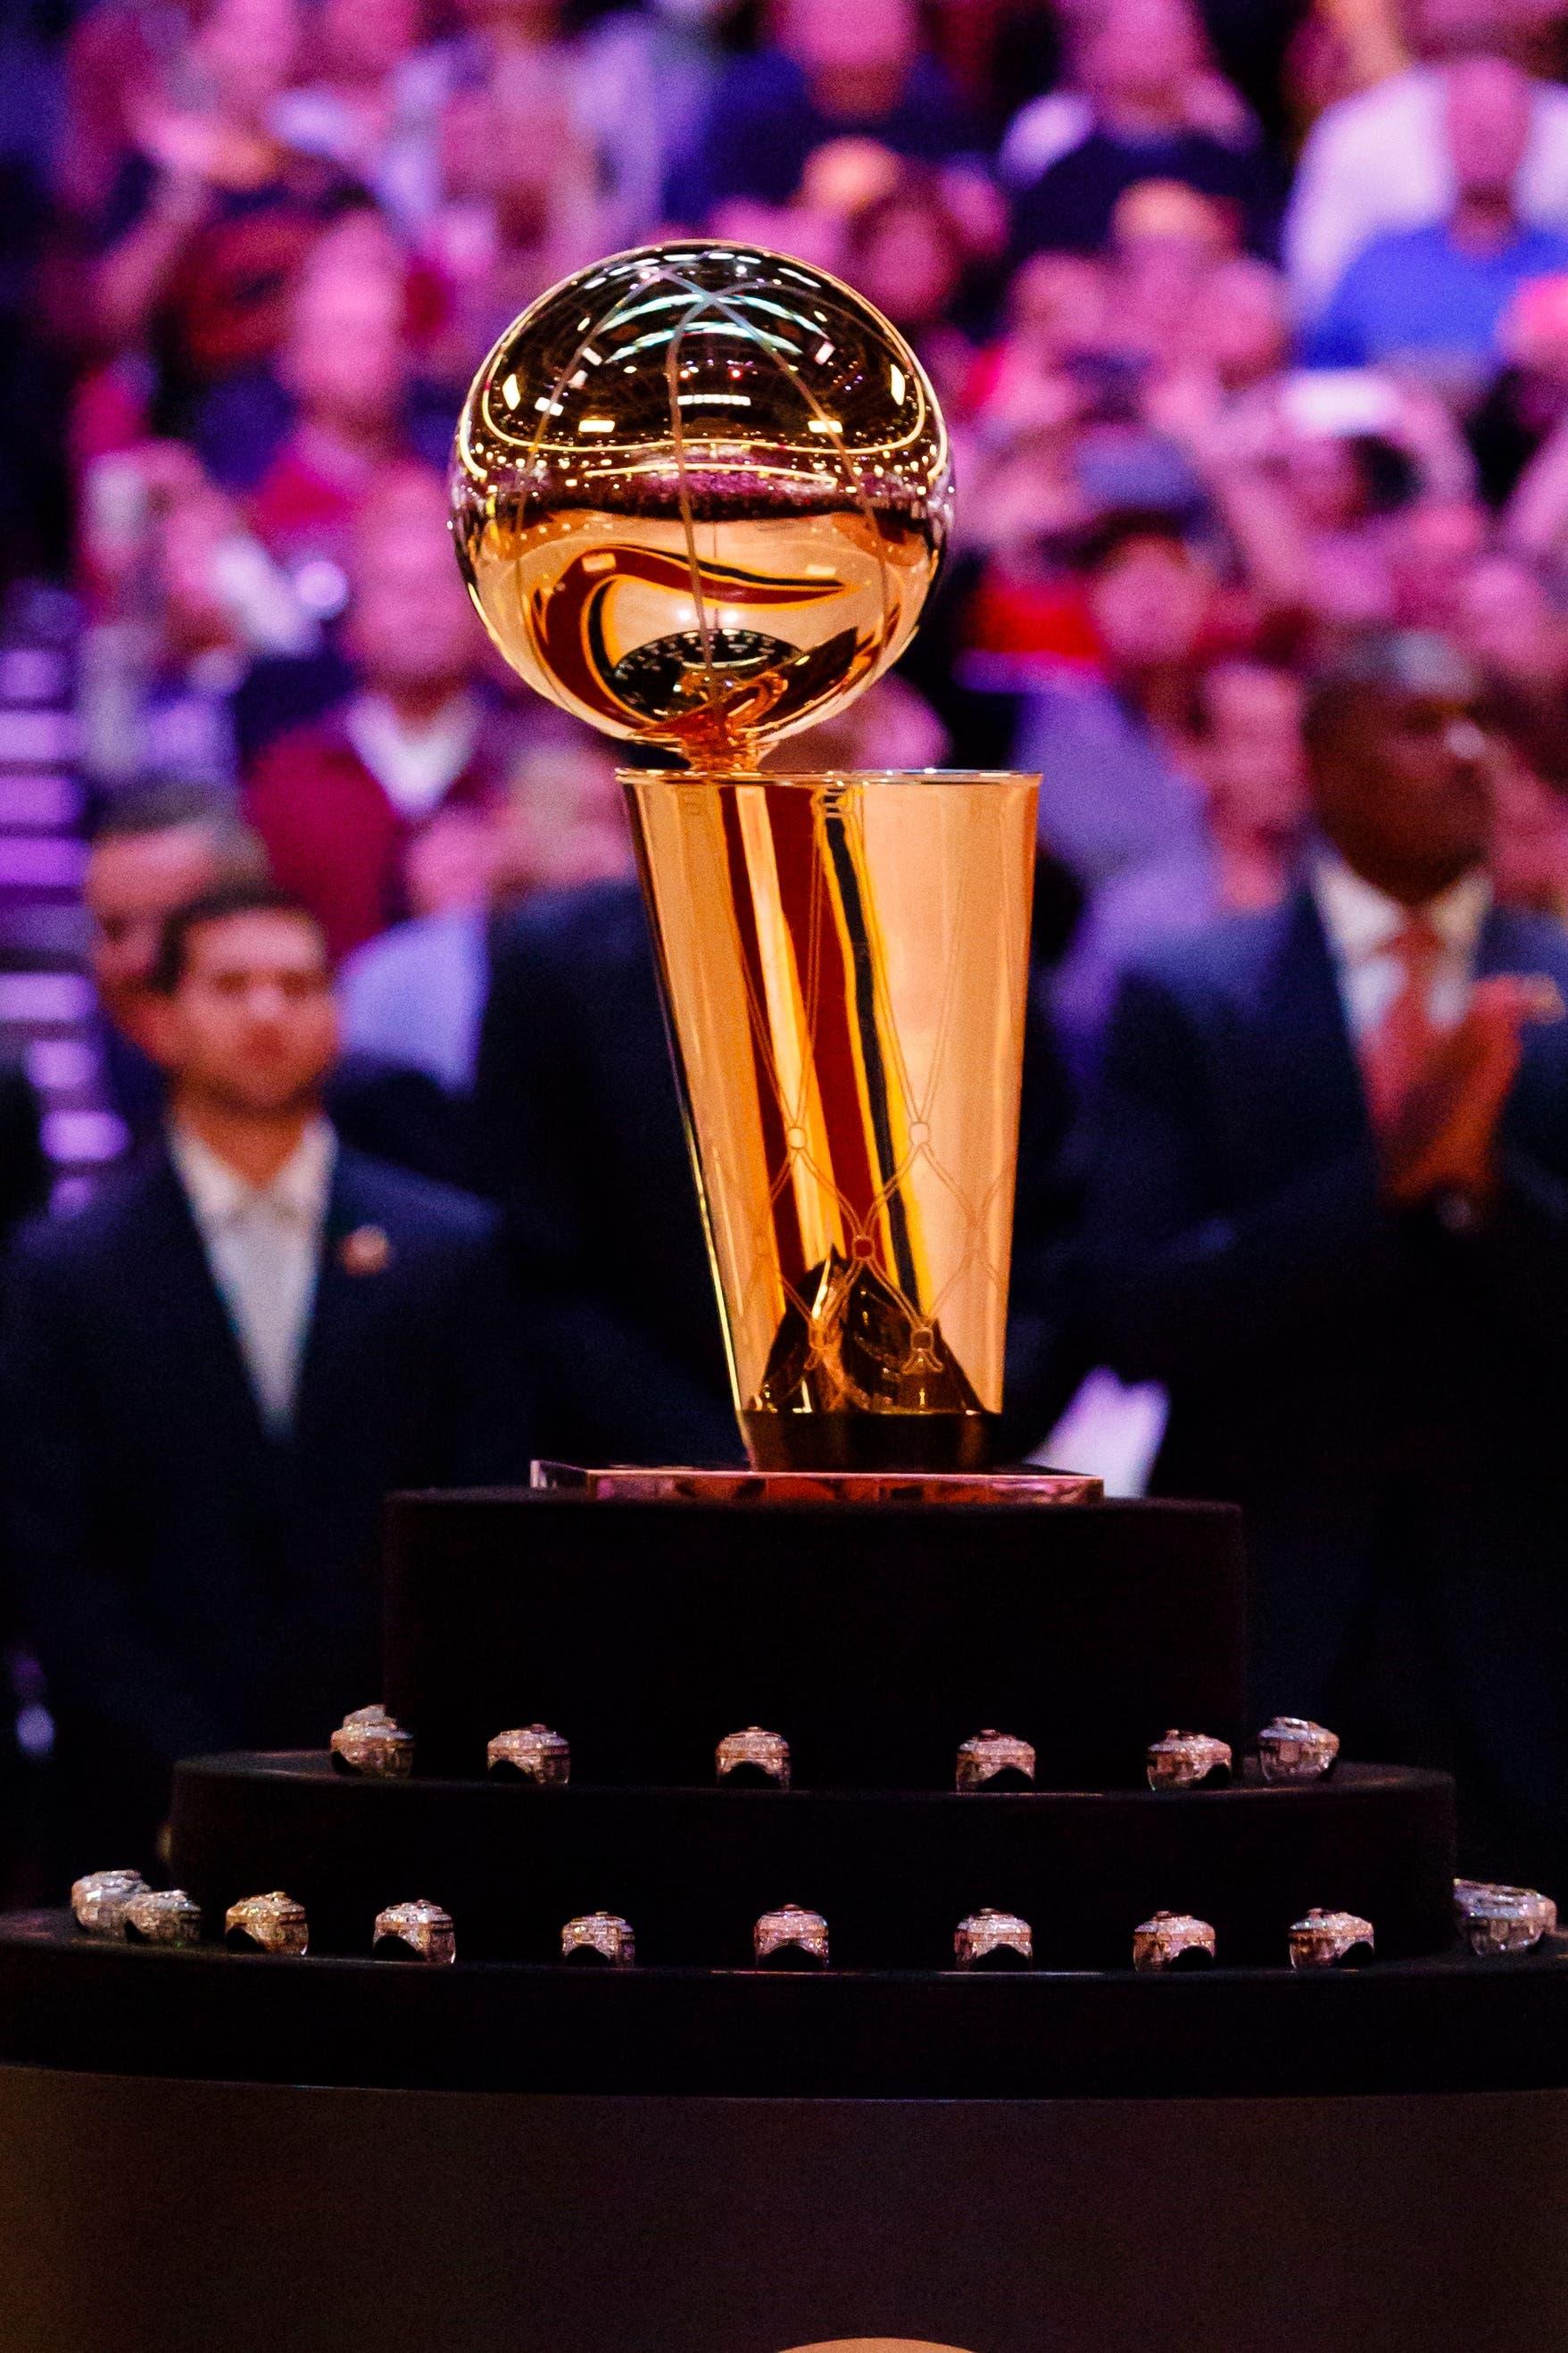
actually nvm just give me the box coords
[451,241,952,766]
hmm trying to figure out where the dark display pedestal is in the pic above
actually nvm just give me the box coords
[382,1492,1248,1785]
[4,1488,1567,2352]
[0,2066,1564,2353]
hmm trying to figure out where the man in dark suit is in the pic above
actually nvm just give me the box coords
[1078,630,1568,1889]
[83,776,476,1192]
[0,1053,46,1264]
[474,874,1080,1468]
[2,882,528,1874]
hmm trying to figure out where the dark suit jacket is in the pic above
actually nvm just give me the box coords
[474,878,1080,1468]
[0,1055,46,1264]
[0,1141,529,1868]
[1077,885,1568,1884]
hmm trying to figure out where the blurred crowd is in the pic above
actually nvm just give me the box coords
[8,0,1568,1035]
[4,0,1568,1908]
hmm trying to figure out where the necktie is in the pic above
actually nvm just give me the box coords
[1360,915,1445,1137]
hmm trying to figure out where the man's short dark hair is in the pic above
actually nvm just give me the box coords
[92,778,240,844]
[1073,506,1198,575]
[90,779,270,883]
[1303,629,1479,759]
[151,884,328,995]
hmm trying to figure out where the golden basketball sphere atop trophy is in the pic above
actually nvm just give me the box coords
[452,241,1040,1476]
[452,241,952,766]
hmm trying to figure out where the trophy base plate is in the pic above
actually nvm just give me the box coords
[740,1409,997,1475]
[529,1461,1101,1506]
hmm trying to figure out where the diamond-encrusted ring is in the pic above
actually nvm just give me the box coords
[1289,1908,1374,1969]
[487,1724,570,1783]
[331,1703,415,1779]
[71,1867,145,1937]
[372,1900,455,1964]
[561,1911,636,1965]
[717,1726,791,1788]
[1132,1911,1216,1973]
[225,1891,310,1956]
[1454,1879,1557,1956]
[1257,1717,1340,1783]
[754,1903,830,1967]
[123,1889,203,1947]
[954,1908,1033,1969]
[1146,1730,1232,1792]
[956,1729,1036,1792]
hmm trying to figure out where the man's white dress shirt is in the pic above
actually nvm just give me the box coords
[344,691,481,820]
[1286,64,1568,315]
[169,1119,336,1434]
[1311,852,1490,1043]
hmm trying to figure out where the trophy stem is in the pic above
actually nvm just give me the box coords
[624,767,1039,1476]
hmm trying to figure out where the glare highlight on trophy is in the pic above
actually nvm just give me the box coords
[452,241,1039,1472]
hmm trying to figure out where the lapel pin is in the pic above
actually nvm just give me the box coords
[340,1225,393,1276]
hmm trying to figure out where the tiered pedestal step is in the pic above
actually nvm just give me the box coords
[170,1754,1456,1968]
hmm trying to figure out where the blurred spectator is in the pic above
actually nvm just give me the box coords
[1002,0,1257,192]
[78,441,321,794]
[1387,492,1490,630]
[340,736,630,1092]
[83,777,270,1147]
[245,465,527,960]
[1007,0,1282,263]
[1469,269,1568,500]
[577,0,752,247]
[963,249,1108,432]
[1214,369,1479,632]
[767,669,949,775]
[836,164,991,412]
[1487,679,1568,916]
[57,0,194,223]
[88,0,363,438]
[417,29,605,383]
[1453,546,1568,688]
[1286,0,1568,318]
[1307,57,1568,389]
[1007,511,1217,888]
[1,881,527,1873]
[272,0,443,235]
[1053,658,1310,1068]
[243,220,450,576]
[676,0,978,217]
[1078,630,1568,1891]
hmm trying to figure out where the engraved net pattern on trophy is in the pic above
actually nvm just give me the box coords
[625,769,1035,1422]
[452,243,950,765]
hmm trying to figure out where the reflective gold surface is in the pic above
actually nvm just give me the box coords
[452,243,950,765]
[624,769,1037,1470]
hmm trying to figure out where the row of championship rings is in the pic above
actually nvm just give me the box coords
[68,1872,1562,1967]
[328,1709,1342,1791]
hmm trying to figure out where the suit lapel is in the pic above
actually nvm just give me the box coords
[1247,886,1372,1165]
[295,1152,393,1448]
[1475,904,1534,982]
[1476,906,1568,1149]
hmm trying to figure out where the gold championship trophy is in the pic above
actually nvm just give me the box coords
[453,241,1091,1497]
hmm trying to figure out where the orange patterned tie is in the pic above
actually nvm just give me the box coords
[1359,915,1446,1138]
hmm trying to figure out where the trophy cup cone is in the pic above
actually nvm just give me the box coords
[624,763,1035,1469]
[453,240,1041,1476]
